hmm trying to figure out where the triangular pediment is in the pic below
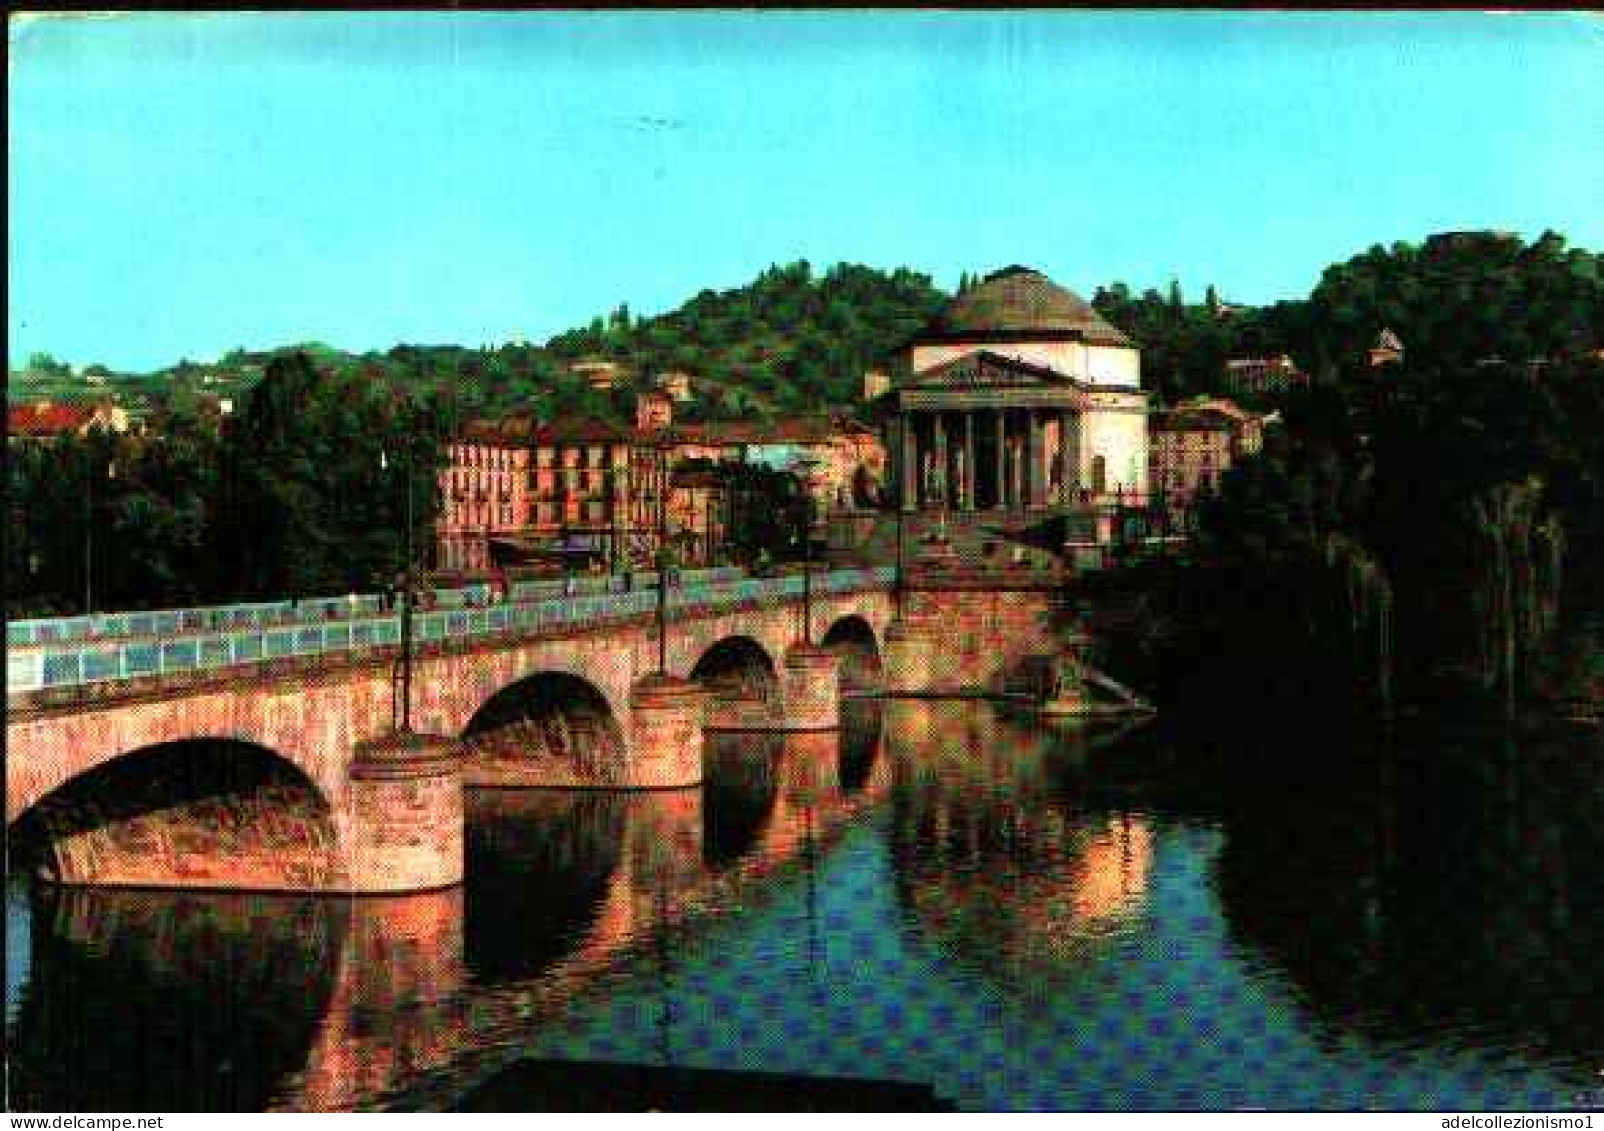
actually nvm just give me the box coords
[901,350,1073,391]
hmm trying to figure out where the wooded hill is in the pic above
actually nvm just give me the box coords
[11,231,1601,422]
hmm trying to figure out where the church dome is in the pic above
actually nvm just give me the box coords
[919,265,1133,347]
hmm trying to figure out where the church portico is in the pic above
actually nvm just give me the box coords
[881,267,1149,526]
[889,358,1145,514]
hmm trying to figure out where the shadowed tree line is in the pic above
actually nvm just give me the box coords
[1107,234,1602,721]
[1091,229,1602,408]
[9,352,444,615]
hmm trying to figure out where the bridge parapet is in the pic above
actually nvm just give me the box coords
[8,568,895,698]
[6,567,753,649]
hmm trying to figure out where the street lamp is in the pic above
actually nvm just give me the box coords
[794,455,822,645]
[607,461,620,575]
[654,524,677,676]
[382,447,416,734]
[84,451,116,616]
[894,503,906,618]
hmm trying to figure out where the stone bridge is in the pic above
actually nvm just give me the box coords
[7,701,1157,1113]
[7,719,894,1112]
[6,568,1065,896]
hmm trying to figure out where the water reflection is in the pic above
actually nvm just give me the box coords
[6,884,346,1111]
[702,731,781,870]
[5,695,1598,1111]
[1215,721,1603,1077]
[464,791,626,985]
[885,701,1155,992]
[838,697,885,794]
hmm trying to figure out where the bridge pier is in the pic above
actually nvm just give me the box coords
[883,589,1060,697]
[779,643,843,730]
[627,675,708,789]
[345,732,466,893]
[882,614,939,694]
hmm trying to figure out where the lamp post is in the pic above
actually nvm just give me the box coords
[83,452,116,616]
[655,527,676,676]
[607,461,620,575]
[794,455,822,645]
[383,447,416,734]
[894,503,906,618]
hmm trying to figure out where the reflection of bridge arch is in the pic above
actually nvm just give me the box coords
[463,791,628,986]
[7,886,348,1112]
[821,615,883,693]
[839,698,884,794]
[462,671,626,784]
[691,636,781,728]
[702,731,782,869]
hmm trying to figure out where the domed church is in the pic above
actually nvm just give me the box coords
[883,266,1149,515]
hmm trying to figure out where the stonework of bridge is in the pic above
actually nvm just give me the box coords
[6,575,1065,898]
[11,721,892,1113]
[8,701,1156,1113]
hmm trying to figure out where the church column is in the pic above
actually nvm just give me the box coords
[1032,410,1045,506]
[993,410,1007,511]
[932,412,948,509]
[961,412,976,511]
[1060,409,1079,502]
[1026,410,1046,509]
[1009,414,1024,510]
[900,412,917,513]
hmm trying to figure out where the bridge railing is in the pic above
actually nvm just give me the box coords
[5,566,753,648]
[7,567,893,695]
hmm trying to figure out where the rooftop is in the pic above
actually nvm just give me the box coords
[1375,327,1405,352]
[458,411,874,449]
[917,266,1133,348]
[1150,407,1238,432]
[8,401,98,437]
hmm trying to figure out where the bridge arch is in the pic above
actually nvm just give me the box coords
[462,671,627,784]
[690,635,782,729]
[821,614,884,693]
[8,737,340,892]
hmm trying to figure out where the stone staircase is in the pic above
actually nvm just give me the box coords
[826,509,1070,572]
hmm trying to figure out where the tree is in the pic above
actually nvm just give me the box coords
[218,352,445,598]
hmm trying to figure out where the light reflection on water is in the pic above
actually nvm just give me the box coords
[5,697,1600,1111]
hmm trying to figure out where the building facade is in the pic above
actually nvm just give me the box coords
[655,371,694,402]
[436,417,537,572]
[882,266,1149,514]
[526,419,634,553]
[435,393,882,573]
[1147,397,1269,525]
[1222,355,1309,397]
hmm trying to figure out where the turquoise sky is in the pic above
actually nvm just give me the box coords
[9,11,1602,371]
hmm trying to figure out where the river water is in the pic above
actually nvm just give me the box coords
[6,698,1600,1111]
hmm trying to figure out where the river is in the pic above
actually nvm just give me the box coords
[5,698,1600,1111]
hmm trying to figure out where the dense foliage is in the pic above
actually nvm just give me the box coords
[1090,230,1602,409]
[1124,346,1603,719]
[8,353,444,615]
[10,261,945,429]
[544,260,946,420]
